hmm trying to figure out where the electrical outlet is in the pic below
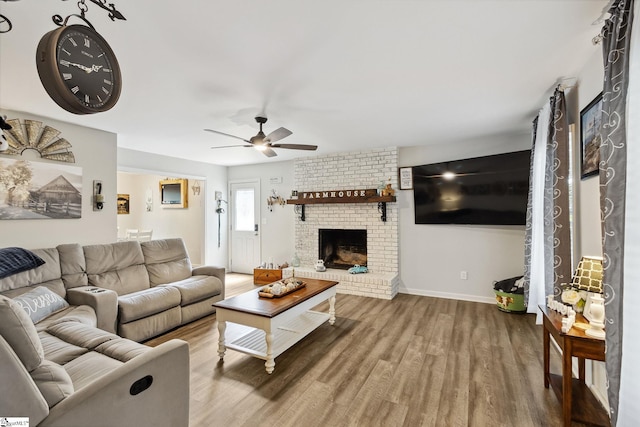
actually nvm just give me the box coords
[460,271,468,280]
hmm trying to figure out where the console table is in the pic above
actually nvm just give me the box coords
[539,305,610,427]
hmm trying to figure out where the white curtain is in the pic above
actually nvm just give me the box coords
[527,102,552,323]
[617,0,639,423]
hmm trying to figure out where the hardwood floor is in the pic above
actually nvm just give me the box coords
[146,275,572,427]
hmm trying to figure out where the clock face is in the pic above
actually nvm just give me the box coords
[37,25,122,114]
[57,27,117,110]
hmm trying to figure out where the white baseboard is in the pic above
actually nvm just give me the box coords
[398,287,496,304]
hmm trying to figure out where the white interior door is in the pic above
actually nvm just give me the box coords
[229,180,261,274]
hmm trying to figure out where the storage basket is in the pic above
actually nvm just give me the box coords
[494,290,526,313]
[493,275,526,313]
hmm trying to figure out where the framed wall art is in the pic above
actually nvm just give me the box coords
[117,194,130,214]
[0,158,82,220]
[580,92,603,179]
[398,167,413,190]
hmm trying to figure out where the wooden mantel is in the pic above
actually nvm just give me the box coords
[286,189,396,221]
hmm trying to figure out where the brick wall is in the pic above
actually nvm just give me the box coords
[292,147,399,298]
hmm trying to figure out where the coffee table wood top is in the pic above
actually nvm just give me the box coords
[214,278,339,318]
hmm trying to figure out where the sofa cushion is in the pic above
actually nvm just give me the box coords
[117,306,182,342]
[83,241,150,295]
[35,305,97,332]
[39,331,89,365]
[141,239,192,285]
[167,275,223,306]
[95,338,150,362]
[58,243,88,289]
[12,286,69,324]
[0,248,63,294]
[46,321,119,349]
[0,295,44,371]
[30,359,74,408]
[118,286,181,323]
[63,351,124,391]
[0,247,45,279]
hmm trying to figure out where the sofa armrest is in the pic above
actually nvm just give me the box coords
[192,265,225,299]
[40,339,190,427]
[66,287,118,333]
[0,336,49,425]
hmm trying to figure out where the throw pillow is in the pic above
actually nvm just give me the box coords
[0,247,46,279]
[13,286,69,324]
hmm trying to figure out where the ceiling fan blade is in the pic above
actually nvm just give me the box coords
[270,143,318,151]
[262,147,278,157]
[210,144,252,149]
[204,128,251,143]
[264,127,292,143]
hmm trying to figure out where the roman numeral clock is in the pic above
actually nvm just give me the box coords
[36,24,121,114]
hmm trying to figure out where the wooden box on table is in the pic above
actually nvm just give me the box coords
[253,268,282,285]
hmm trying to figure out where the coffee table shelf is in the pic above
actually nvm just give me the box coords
[226,310,330,359]
[214,278,338,373]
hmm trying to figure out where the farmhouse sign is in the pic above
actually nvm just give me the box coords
[297,189,377,203]
[286,188,396,221]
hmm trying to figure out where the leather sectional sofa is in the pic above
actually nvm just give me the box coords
[0,238,225,426]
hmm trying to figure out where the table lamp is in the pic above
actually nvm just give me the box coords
[571,256,605,337]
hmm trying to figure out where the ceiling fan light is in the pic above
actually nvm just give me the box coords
[254,145,267,151]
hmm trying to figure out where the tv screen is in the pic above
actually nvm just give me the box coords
[161,183,182,204]
[412,150,531,225]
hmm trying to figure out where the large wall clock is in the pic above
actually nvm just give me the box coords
[36,24,122,115]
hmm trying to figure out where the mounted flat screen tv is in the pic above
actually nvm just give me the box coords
[412,150,531,225]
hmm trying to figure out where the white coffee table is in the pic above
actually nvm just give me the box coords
[213,278,338,374]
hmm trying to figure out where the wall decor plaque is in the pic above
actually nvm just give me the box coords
[2,118,75,163]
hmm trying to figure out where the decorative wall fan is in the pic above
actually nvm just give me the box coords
[1,118,75,163]
[205,116,317,157]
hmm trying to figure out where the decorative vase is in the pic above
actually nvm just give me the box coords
[585,294,606,340]
[292,253,300,267]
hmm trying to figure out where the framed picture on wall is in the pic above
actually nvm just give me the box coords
[580,92,603,179]
[0,158,82,220]
[117,194,130,214]
[398,167,413,190]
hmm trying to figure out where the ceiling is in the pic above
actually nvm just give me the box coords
[0,0,609,166]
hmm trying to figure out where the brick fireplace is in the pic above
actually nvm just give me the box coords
[287,147,399,299]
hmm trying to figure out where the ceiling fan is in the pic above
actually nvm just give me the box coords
[205,116,318,157]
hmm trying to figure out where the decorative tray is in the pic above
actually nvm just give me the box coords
[258,279,306,298]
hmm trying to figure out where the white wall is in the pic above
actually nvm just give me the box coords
[575,50,605,258]
[398,132,532,302]
[117,172,205,265]
[0,109,117,249]
[228,160,296,268]
[117,148,227,268]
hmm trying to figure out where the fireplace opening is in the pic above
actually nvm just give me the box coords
[319,229,367,270]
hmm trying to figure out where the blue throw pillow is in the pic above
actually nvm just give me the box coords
[12,286,69,324]
[0,247,46,279]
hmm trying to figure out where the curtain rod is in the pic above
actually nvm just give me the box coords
[591,0,616,44]
[593,0,615,25]
[556,77,577,91]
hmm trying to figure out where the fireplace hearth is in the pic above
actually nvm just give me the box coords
[319,229,367,270]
